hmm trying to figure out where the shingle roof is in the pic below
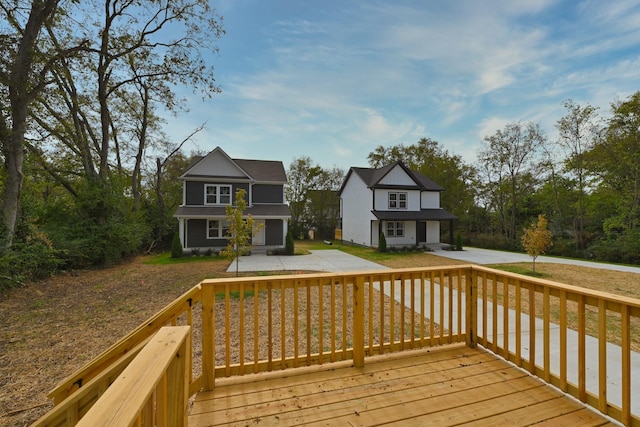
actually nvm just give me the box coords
[175,204,291,218]
[344,161,444,192]
[372,209,457,221]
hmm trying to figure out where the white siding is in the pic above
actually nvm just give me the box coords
[426,221,440,244]
[374,189,421,211]
[384,220,416,247]
[341,174,375,246]
[421,191,440,209]
[379,165,415,186]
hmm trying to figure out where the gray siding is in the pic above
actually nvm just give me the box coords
[186,219,226,247]
[265,219,284,245]
[252,184,283,203]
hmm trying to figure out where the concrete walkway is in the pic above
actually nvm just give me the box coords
[229,246,640,416]
[226,249,389,273]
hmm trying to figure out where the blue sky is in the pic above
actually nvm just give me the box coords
[168,0,640,171]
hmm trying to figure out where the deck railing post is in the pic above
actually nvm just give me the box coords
[202,284,216,391]
[353,276,365,368]
[465,268,478,348]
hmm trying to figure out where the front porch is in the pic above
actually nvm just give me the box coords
[33,265,639,426]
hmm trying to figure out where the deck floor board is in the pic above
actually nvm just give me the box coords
[189,343,613,427]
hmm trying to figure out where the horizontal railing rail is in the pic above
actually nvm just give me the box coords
[34,264,639,426]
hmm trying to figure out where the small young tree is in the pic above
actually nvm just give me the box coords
[221,189,259,276]
[521,215,553,273]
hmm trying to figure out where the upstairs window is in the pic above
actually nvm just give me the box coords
[386,221,404,237]
[205,184,232,205]
[207,219,230,239]
[388,192,407,209]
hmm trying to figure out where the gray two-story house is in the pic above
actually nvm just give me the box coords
[174,147,291,253]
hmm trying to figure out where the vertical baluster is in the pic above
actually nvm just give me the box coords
[559,290,567,392]
[225,283,231,377]
[621,304,631,426]
[543,286,550,382]
[293,280,299,368]
[482,271,488,347]
[268,281,273,370]
[528,284,536,375]
[439,271,445,342]
[492,273,498,353]
[380,277,385,354]
[429,271,435,346]
[515,279,522,367]
[420,272,426,346]
[281,280,286,369]
[342,277,347,357]
[503,277,509,359]
[331,278,336,361]
[239,283,245,373]
[578,294,586,401]
[253,281,259,373]
[598,299,607,413]
[400,274,405,350]
[318,278,324,362]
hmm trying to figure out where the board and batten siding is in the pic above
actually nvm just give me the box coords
[373,188,421,211]
[421,191,440,209]
[340,174,374,246]
[378,165,415,186]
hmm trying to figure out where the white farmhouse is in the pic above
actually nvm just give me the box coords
[338,161,456,248]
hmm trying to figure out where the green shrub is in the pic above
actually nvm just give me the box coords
[171,232,183,258]
[455,233,463,251]
[285,230,294,255]
[378,232,387,252]
[0,228,60,289]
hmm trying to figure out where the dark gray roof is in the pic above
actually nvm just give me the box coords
[233,159,287,182]
[183,154,287,183]
[342,161,444,193]
[175,204,291,218]
[372,209,457,221]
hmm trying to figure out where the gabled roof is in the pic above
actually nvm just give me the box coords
[339,160,444,194]
[181,147,287,183]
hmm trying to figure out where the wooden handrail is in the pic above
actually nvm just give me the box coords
[76,326,191,427]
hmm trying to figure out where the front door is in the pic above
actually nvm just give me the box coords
[253,220,265,246]
[417,221,427,243]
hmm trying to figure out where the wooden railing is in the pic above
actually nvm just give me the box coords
[33,265,639,426]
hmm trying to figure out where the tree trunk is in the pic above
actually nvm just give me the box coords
[1,0,60,251]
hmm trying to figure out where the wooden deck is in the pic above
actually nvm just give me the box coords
[189,343,615,426]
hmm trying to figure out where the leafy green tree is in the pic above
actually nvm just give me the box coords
[478,122,545,245]
[521,215,553,273]
[554,100,601,250]
[0,0,75,251]
[221,189,258,276]
[587,91,640,231]
[286,158,343,239]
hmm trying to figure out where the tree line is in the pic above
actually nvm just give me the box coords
[0,0,223,286]
[288,93,640,266]
[2,3,639,289]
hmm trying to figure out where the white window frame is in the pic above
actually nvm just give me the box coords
[388,192,407,209]
[386,221,404,237]
[207,219,230,239]
[205,184,232,205]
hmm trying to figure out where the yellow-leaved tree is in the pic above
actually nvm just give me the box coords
[521,214,553,273]
[221,188,261,276]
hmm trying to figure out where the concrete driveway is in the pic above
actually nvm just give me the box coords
[229,246,640,275]
[226,249,388,273]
